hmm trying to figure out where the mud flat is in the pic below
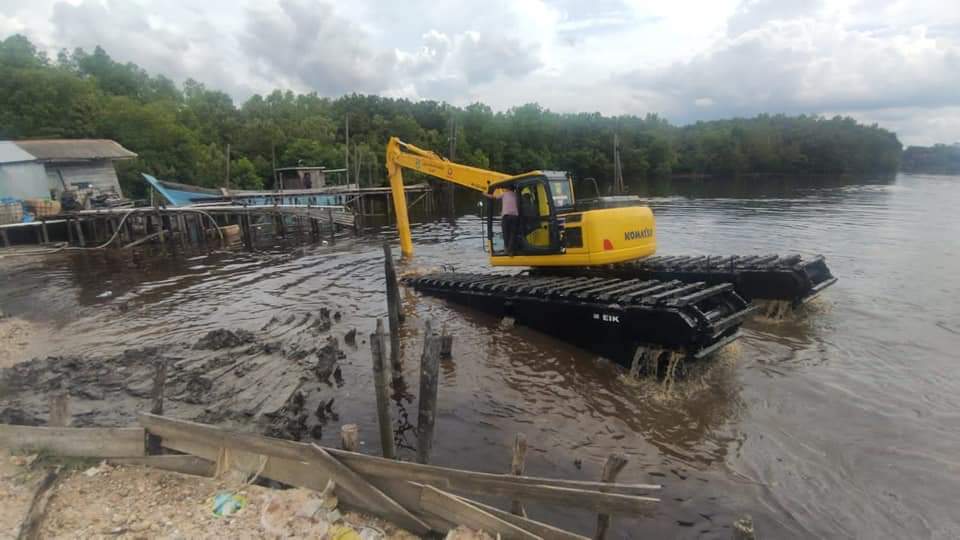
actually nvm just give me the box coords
[0,309,354,442]
[0,315,40,369]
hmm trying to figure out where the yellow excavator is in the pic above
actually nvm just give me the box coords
[386,137,656,267]
[385,136,835,367]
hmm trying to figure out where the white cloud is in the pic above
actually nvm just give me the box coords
[1,0,958,144]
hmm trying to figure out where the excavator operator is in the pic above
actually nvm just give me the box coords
[485,185,519,256]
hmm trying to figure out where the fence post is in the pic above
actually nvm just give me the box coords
[48,386,70,427]
[383,242,404,369]
[416,320,443,464]
[328,207,336,243]
[146,359,168,455]
[340,424,359,452]
[510,433,528,516]
[371,319,397,459]
[594,453,629,540]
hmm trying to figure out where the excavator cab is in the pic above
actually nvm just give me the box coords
[486,173,566,257]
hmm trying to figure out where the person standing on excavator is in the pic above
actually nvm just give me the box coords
[486,185,519,255]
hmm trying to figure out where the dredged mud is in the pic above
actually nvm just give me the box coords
[0,308,351,442]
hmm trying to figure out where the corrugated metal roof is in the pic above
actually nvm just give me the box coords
[13,139,137,161]
[0,141,38,164]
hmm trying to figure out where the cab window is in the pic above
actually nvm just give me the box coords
[548,178,573,209]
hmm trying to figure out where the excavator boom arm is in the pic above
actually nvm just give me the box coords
[385,136,513,257]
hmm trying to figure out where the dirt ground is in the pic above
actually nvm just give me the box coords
[0,450,425,539]
[0,450,498,540]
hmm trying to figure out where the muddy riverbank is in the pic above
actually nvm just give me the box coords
[0,315,353,441]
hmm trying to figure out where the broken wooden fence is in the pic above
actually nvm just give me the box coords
[0,414,660,538]
[138,413,659,538]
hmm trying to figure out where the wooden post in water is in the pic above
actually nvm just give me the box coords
[371,318,397,459]
[177,214,188,249]
[146,359,168,455]
[154,210,165,253]
[340,424,359,451]
[128,215,137,244]
[91,217,100,244]
[416,319,443,464]
[0,229,8,248]
[439,323,453,359]
[40,219,49,244]
[510,433,528,516]
[327,207,335,243]
[383,242,404,369]
[74,218,86,247]
[594,453,629,540]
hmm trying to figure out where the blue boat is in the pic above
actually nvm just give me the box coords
[142,171,356,208]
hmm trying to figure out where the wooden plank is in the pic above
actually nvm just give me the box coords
[311,445,432,535]
[452,494,589,540]
[365,478,457,532]
[138,414,659,512]
[107,455,215,477]
[419,484,541,540]
[163,435,429,535]
[0,425,145,458]
[162,436,331,491]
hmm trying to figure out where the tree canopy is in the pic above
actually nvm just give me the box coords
[901,144,960,175]
[0,34,904,199]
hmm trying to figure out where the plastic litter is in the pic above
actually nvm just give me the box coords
[211,491,247,517]
[328,524,361,540]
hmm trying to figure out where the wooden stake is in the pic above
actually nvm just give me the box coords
[146,359,168,455]
[74,218,85,247]
[416,320,442,464]
[371,319,397,459]
[439,323,453,359]
[340,424,359,452]
[154,211,165,253]
[594,453,629,540]
[40,220,49,244]
[383,242,403,369]
[328,207,335,243]
[48,389,69,427]
[510,433,528,516]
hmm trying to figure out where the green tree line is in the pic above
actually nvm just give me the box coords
[901,144,960,174]
[0,34,903,199]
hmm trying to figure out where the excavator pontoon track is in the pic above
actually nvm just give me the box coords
[536,254,837,306]
[403,272,756,365]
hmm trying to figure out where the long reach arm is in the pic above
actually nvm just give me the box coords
[386,136,512,257]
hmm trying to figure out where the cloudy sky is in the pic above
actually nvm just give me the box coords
[2,0,958,144]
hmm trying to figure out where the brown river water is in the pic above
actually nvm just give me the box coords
[1,173,959,538]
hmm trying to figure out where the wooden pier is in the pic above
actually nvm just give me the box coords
[0,204,356,251]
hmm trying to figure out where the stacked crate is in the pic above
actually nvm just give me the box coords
[23,198,62,218]
[0,200,23,225]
